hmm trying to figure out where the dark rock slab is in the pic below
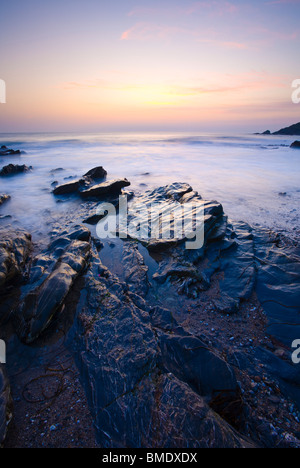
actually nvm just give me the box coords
[0,367,12,447]
[53,178,88,195]
[81,179,131,199]
[291,140,300,148]
[0,164,32,177]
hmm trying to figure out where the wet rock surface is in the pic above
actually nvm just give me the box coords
[71,250,251,448]
[291,140,300,148]
[15,226,92,344]
[0,181,299,448]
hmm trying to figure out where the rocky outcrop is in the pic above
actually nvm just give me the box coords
[0,164,32,177]
[0,229,32,290]
[0,367,12,447]
[0,195,10,207]
[123,184,299,345]
[72,251,251,448]
[273,122,300,136]
[0,146,21,156]
[52,166,108,196]
[1,180,300,448]
[291,140,300,148]
[15,226,92,344]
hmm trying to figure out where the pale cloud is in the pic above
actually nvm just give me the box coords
[128,2,239,17]
[120,22,247,48]
[121,23,193,41]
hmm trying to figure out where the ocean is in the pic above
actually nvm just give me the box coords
[0,132,299,240]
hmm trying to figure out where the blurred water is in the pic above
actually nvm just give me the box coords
[0,132,299,238]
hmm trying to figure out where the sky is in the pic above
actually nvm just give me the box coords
[0,0,300,133]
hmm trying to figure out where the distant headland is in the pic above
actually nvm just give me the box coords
[257,122,300,136]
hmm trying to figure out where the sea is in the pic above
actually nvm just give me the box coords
[0,132,299,240]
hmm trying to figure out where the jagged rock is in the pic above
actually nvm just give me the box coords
[50,168,64,174]
[291,140,300,148]
[15,226,91,343]
[71,253,251,448]
[83,166,107,180]
[0,164,32,177]
[0,229,32,290]
[81,179,131,199]
[0,367,12,447]
[0,195,10,207]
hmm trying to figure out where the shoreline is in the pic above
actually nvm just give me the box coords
[0,149,300,448]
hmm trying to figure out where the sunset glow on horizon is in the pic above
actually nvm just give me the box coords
[0,0,300,133]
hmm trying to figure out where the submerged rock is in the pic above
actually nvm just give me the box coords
[0,367,12,447]
[0,146,21,156]
[0,164,32,177]
[0,195,10,206]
